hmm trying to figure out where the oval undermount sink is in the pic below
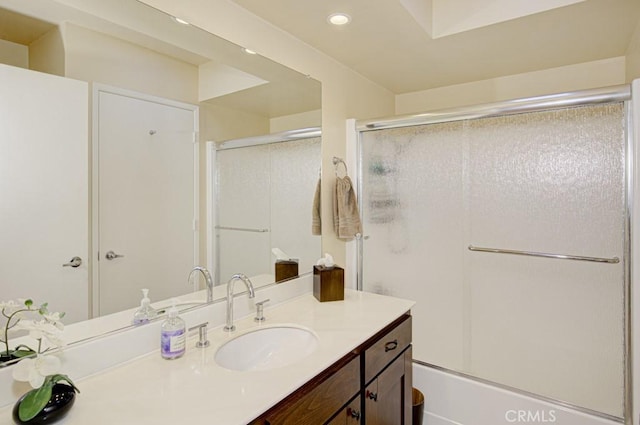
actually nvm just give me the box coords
[214,325,319,371]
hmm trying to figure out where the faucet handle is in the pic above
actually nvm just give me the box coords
[254,299,270,322]
[188,322,210,348]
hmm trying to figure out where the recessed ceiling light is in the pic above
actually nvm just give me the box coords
[243,48,257,55]
[172,16,190,25]
[327,13,351,26]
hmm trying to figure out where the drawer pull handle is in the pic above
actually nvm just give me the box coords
[347,407,361,420]
[366,390,378,401]
[384,339,398,352]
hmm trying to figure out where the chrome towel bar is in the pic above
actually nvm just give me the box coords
[468,245,619,264]
[216,226,269,233]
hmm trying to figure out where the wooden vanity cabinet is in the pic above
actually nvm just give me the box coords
[327,396,362,425]
[364,347,412,425]
[249,355,361,425]
[250,313,412,425]
[362,315,412,425]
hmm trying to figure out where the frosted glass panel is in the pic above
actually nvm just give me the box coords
[270,138,322,274]
[360,104,626,417]
[216,137,321,283]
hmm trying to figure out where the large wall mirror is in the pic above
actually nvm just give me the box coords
[0,0,321,346]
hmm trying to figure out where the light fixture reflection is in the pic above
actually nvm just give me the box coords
[172,16,190,25]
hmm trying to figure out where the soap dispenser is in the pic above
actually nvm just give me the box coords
[160,299,186,360]
[132,288,157,325]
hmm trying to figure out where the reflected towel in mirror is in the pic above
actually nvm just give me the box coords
[312,178,322,235]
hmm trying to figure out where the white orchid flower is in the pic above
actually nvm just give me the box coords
[12,355,61,389]
[42,312,65,332]
[16,320,64,348]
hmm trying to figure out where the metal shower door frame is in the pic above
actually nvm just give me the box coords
[354,85,633,424]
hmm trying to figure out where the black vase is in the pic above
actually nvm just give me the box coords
[0,353,19,367]
[12,384,76,425]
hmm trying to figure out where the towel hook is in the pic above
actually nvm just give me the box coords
[332,156,348,177]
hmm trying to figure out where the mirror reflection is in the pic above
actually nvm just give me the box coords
[213,129,322,285]
[0,0,321,342]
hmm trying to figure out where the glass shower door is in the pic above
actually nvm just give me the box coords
[359,103,626,418]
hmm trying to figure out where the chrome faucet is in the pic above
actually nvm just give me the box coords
[188,266,214,303]
[224,273,255,332]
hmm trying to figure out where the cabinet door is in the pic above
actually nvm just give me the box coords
[326,396,361,425]
[365,347,412,425]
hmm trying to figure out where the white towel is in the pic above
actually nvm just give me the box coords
[333,176,362,240]
[312,178,321,235]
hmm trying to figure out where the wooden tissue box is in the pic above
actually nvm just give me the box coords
[313,265,344,302]
[275,260,299,283]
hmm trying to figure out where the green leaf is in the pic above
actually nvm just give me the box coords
[49,374,80,393]
[18,381,53,421]
[24,299,33,307]
[12,348,36,358]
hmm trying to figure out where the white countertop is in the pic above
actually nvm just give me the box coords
[1,290,414,425]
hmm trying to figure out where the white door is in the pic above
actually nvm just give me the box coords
[0,64,89,324]
[94,87,198,316]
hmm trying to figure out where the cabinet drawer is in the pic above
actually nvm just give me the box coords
[263,356,360,425]
[364,315,411,383]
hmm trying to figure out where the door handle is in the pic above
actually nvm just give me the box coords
[62,256,82,268]
[105,250,125,260]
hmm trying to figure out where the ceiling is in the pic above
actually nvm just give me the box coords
[230,0,640,94]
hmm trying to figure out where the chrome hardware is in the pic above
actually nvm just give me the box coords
[188,322,209,348]
[347,407,360,420]
[62,256,82,268]
[189,266,214,303]
[366,390,378,401]
[254,299,270,322]
[215,226,269,233]
[224,274,255,332]
[332,156,348,177]
[384,339,398,352]
[105,250,124,260]
[468,245,619,264]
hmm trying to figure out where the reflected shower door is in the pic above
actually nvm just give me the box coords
[215,137,321,284]
[360,103,626,417]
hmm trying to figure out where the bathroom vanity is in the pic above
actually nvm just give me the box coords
[250,313,412,424]
[0,288,414,424]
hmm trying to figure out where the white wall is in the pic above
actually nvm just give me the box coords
[270,109,322,133]
[63,23,199,104]
[396,57,626,114]
[29,26,64,76]
[0,38,28,68]
[626,19,640,82]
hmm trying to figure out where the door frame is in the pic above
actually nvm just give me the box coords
[91,84,199,317]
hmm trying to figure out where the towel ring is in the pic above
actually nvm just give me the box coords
[333,156,348,178]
